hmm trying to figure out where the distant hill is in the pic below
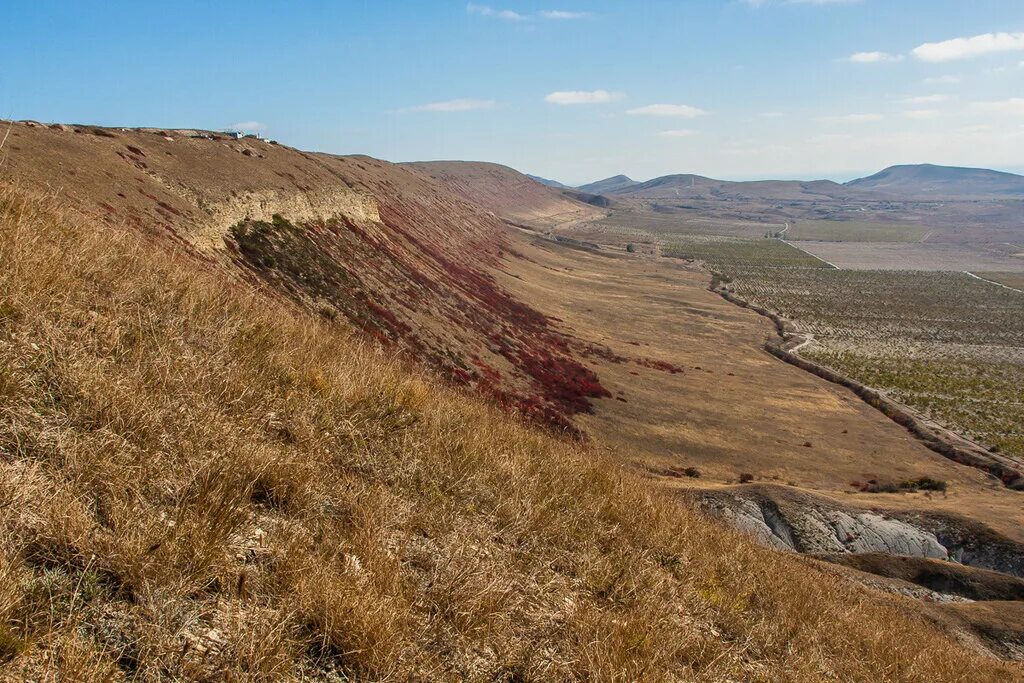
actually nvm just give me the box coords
[581,173,859,201]
[846,164,1024,198]
[578,164,1024,201]
[578,175,639,195]
[526,173,570,189]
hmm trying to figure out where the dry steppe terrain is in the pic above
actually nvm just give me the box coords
[2,120,1023,678]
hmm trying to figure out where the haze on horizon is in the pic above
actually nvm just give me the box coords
[2,0,1022,184]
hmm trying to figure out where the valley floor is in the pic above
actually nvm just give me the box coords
[496,232,1024,544]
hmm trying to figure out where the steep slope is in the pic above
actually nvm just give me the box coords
[847,163,1024,198]
[2,122,608,432]
[405,160,603,228]
[1,180,1019,680]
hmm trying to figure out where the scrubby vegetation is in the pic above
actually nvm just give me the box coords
[662,234,830,269]
[225,210,612,436]
[0,187,1018,680]
[675,239,1024,462]
[785,220,927,243]
[853,478,949,494]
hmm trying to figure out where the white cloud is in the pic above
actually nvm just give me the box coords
[819,113,884,123]
[411,98,496,112]
[903,109,939,120]
[626,103,708,118]
[230,121,265,132]
[545,90,621,105]
[847,51,903,63]
[971,98,1024,116]
[466,3,525,20]
[468,4,591,21]
[745,0,861,6]
[912,32,1024,62]
[539,10,590,19]
[901,94,949,104]
[923,74,961,85]
[760,111,785,118]
[658,129,699,137]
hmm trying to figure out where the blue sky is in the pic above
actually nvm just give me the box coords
[2,1,1022,183]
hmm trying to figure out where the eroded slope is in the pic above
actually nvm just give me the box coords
[2,122,609,431]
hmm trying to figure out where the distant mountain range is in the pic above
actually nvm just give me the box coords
[557,164,1024,200]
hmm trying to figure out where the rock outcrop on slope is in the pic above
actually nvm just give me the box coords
[692,485,1024,578]
[2,122,611,432]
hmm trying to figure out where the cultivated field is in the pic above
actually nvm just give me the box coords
[785,220,927,243]
[793,241,1024,272]
[978,272,1024,291]
[595,209,779,239]
[690,248,1024,460]
[661,234,831,268]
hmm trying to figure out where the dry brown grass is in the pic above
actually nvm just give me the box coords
[0,184,1017,681]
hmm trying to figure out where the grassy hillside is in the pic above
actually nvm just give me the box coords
[1,123,614,435]
[0,187,1018,680]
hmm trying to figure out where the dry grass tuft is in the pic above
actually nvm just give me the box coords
[0,185,1017,680]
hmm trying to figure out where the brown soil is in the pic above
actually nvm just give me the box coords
[495,234,1024,542]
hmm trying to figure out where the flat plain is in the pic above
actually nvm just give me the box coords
[977,271,1024,290]
[496,233,1024,542]
[792,241,1024,271]
[785,220,927,242]
[663,243,1024,461]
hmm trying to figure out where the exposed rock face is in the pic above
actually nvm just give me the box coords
[692,485,1024,578]
[713,494,946,558]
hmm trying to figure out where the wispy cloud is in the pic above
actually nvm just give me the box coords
[819,113,883,123]
[847,51,903,63]
[468,4,591,21]
[466,3,525,20]
[760,111,785,118]
[923,74,961,85]
[230,121,265,132]
[900,94,949,104]
[411,98,496,112]
[539,10,591,19]
[971,98,1024,115]
[545,90,621,105]
[745,0,861,6]
[626,103,708,118]
[903,109,939,120]
[912,32,1024,62]
[658,129,699,137]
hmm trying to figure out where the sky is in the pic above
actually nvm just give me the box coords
[2,1,1023,184]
